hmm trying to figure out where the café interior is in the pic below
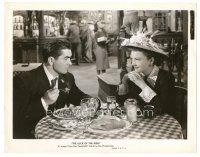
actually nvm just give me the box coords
[13,10,188,139]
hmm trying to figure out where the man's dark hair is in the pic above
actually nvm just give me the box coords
[42,40,71,63]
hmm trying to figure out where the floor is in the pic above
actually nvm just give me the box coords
[68,56,119,97]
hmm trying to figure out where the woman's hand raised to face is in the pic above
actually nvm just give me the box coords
[127,71,147,89]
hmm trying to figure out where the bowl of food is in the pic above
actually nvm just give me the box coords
[53,108,75,120]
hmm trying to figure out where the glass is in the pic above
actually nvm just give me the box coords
[80,98,91,123]
[124,99,138,122]
[81,98,97,118]
[73,98,99,133]
[73,106,86,133]
[71,100,89,133]
[106,96,117,110]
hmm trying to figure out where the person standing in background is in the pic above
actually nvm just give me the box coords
[79,20,93,63]
[94,21,110,75]
[88,20,96,62]
[67,20,81,65]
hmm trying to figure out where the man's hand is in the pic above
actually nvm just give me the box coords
[42,88,60,106]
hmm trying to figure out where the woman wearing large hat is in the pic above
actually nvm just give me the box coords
[118,33,175,116]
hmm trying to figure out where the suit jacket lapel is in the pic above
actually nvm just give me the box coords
[37,65,51,95]
[58,74,70,90]
[36,66,70,95]
[58,77,64,89]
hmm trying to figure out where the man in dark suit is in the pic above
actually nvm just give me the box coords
[13,40,89,139]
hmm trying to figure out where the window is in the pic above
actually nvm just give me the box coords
[13,15,24,37]
[44,15,58,36]
[153,11,168,32]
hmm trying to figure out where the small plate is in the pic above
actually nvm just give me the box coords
[87,116,132,134]
[50,119,77,131]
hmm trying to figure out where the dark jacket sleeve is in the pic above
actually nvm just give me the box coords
[13,73,46,138]
[136,71,175,115]
[149,71,175,115]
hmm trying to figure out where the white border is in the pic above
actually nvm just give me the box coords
[3,1,197,154]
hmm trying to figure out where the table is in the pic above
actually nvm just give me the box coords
[35,114,183,139]
[13,63,42,71]
[13,63,42,77]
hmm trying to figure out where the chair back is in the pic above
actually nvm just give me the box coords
[174,85,187,139]
[13,71,26,77]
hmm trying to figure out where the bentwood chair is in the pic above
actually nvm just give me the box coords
[173,85,187,139]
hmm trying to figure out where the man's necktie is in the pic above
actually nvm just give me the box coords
[51,77,58,89]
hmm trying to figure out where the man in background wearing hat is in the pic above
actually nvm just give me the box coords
[67,20,81,65]
[118,34,175,116]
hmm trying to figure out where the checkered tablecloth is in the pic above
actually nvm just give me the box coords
[35,114,183,139]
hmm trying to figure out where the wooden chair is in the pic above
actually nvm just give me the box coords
[173,85,187,139]
[13,71,26,77]
[97,69,121,102]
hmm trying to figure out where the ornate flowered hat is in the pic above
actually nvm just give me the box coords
[121,32,169,58]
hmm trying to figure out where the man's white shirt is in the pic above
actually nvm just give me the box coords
[41,64,58,112]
